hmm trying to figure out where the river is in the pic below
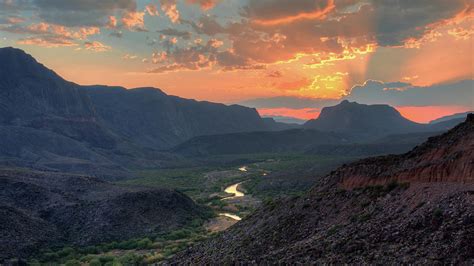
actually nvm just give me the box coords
[218,167,247,221]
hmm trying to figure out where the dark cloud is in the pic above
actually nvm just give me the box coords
[266,70,283,78]
[346,79,474,107]
[18,0,138,27]
[157,28,192,40]
[369,0,469,46]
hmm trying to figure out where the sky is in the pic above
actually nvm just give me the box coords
[0,0,473,123]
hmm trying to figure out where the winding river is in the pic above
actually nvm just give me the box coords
[218,167,247,221]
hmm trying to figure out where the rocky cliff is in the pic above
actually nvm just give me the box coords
[333,114,474,188]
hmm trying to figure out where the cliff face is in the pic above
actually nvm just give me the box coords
[334,114,474,188]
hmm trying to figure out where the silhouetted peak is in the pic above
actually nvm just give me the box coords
[0,47,62,82]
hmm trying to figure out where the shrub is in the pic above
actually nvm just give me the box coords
[89,258,102,266]
[164,229,192,240]
[119,253,143,265]
[64,259,81,266]
[136,238,153,249]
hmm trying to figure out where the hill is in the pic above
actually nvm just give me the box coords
[0,168,209,260]
[172,115,474,264]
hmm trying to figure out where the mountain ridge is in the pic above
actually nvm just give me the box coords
[0,47,275,177]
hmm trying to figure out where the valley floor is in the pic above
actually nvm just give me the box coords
[21,154,356,265]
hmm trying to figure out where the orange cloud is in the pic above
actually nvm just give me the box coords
[252,0,335,26]
[121,11,146,31]
[27,22,50,33]
[17,36,77,48]
[145,3,160,16]
[160,0,180,23]
[84,41,111,52]
[106,16,118,29]
[186,0,220,10]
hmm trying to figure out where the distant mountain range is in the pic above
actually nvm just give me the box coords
[0,47,469,178]
[172,115,474,264]
[175,101,468,157]
[0,47,285,177]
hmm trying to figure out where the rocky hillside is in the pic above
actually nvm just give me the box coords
[171,115,474,264]
[0,168,209,260]
[333,114,474,188]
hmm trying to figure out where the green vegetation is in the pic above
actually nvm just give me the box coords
[33,225,213,265]
[122,153,356,201]
[54,153,357,266]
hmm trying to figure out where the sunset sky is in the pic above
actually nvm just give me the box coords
[0,0,472,123]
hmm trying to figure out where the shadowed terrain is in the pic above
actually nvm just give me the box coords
[171,115,474,264]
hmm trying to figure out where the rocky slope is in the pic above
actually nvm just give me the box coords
[0,168,209,260]
[334,114,473,188]
[171,115,474,264]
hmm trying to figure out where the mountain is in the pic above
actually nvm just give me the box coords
[263,116,307,125]
[171,115,474,264]
[261,117,300,131]
[171,127,446,158]
[430,111,473,124]
[304,100,425,138]
[0,47,115,149]
[171,129,350,157]
[85,86,267,150]
[0,47,271,177]
[0,168,209,260]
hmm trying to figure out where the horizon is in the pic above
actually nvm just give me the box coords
[0,0,473,123]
